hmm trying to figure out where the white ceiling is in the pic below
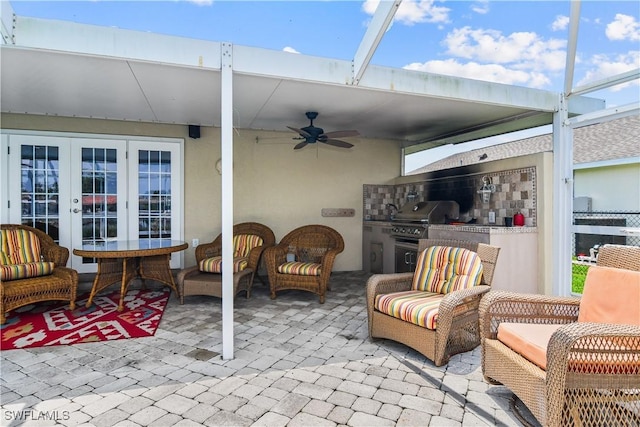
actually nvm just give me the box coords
[0,13,604,153]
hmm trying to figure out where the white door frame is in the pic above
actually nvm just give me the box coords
[1,130,185,272]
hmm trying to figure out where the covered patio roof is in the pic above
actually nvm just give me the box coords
[0,3,604,154]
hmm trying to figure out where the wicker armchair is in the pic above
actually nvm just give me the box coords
[176,222,275,303]
[1,224,78,324]
[366,239,501,366]
[264,224,344,303]
[480,244,640,427]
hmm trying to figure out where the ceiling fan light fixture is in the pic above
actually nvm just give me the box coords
[287,111,359,150]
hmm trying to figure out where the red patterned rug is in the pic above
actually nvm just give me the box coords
[1,288,170,350]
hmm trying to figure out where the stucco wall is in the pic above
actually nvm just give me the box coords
[1,113,401,271]
[574,163,640,211]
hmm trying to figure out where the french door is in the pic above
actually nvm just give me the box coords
[3,132,183,273]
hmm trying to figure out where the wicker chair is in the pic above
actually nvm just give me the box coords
[1,224,78,324]
[480,244,640,427]
[176,222,275,303]
[366,239,501,366]
[264,224,344,303]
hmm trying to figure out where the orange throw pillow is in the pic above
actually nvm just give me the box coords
[578,266,640,326]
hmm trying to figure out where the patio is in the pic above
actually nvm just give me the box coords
[0,271,538,426]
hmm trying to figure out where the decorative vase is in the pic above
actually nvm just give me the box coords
[513,212,525,226]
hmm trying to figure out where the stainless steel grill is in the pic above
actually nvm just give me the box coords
[390,200,460,272]
[390,200,460,240]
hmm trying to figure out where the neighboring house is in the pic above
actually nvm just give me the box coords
[410,115,640,212]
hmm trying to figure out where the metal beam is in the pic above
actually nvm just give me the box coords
[220,42,234,360]
[570,68,640,97]
[352,0,401,85]
[1,1,15,44]
[563,0,580,96]
[566,102,639,128]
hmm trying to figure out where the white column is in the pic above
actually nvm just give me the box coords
[220,42,234,359]
[552,94,573,296]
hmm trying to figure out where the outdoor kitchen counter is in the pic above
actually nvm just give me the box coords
[427,225,539,294]
[362,221,395,274]
[429,224,538,235]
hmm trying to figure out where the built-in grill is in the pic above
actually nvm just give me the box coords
[391,200,460,272]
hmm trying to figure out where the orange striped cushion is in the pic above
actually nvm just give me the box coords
[277,261,321,276]
[0,261,55,281]
[375,290,444,330]
[233,234,264,258]
[0,229,42,264]
[199,256,248,273]
[412,246,483,294]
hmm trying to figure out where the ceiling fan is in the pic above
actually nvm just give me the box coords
[287,112,360,150]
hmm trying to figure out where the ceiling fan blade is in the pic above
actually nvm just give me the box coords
[323,139,354,149]
[287,126,312,138]
[322,130,360,139]
[294,141,309,150]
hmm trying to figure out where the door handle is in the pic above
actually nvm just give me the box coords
[73,208,81,213]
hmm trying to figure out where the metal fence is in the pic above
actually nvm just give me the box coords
[571,211,640,294]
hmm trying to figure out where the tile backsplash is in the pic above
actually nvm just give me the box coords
[364,167,536,226]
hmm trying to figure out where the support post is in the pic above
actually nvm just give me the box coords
[220,42,234,359]
[552,94,573,297]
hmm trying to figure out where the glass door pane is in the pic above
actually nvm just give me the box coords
[129,140,183,269]
[138,150,172,240]
[20,144,62,241]
[8,135,71,250]
[70,139,127,273]
[80,147,119,244]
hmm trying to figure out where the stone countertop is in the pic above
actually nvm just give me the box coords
[428,224,537,234]
[363,220,393,226]
[363,221,537,234]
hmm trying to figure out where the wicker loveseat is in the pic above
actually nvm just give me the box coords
[264,224,344,303]
[480,244,640,427]
[366,239,500,366]
[1,224,78,324]
[176,222,275,303]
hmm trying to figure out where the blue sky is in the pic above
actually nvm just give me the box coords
[9,0,640,170]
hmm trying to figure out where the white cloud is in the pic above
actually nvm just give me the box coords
[606,14,640,41]
[362,0,450,25]
[470,1,489,15]
[186,0,213,5]
[283,46,300,54]
[577,50,640,91]
[551,15,570,32]
[362,0,378,16]
[442,26,567,73]
[403,59,551,88]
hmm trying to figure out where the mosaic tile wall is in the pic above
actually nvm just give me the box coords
[363,167,537,226]
[362,184,395,221]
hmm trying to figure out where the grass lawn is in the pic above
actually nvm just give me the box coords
[572,260,590,294]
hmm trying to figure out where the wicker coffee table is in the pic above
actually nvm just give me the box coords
[74,239,188,311]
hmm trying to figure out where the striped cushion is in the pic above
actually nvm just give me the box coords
[411,246,483,294]
[277,261,321,276]
[233,234,264,258]
[375,290,444,330]
[0,229,42,264]
[199,256,248,273]
[0,261,55,281]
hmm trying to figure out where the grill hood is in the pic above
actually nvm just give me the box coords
[394,200,460,224]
